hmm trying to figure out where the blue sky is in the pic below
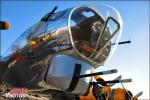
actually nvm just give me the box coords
[0,1,149,99]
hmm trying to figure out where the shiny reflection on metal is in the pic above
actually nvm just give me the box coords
[0,5,122,92]
[46,55,93,95]
[1,5,122,69]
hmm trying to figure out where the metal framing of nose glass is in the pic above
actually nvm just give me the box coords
[68,6,121,67]
[91,16,121,60]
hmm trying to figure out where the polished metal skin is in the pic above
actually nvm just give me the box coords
[0,5,121,95]
[46,55,93,95]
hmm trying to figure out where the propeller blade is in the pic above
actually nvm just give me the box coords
[120,79,132,83]
[134,91,143,98]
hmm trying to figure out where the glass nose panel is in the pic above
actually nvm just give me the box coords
[70,7,105,58]
[69,6,121,66]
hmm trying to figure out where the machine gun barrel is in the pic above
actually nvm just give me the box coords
[76,69,117,78]
[90,79,132,85]
[112,40,131,45]
[41,6,58,21]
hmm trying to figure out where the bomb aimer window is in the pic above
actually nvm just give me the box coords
[70,7,107,59]
[69,6,120,66]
